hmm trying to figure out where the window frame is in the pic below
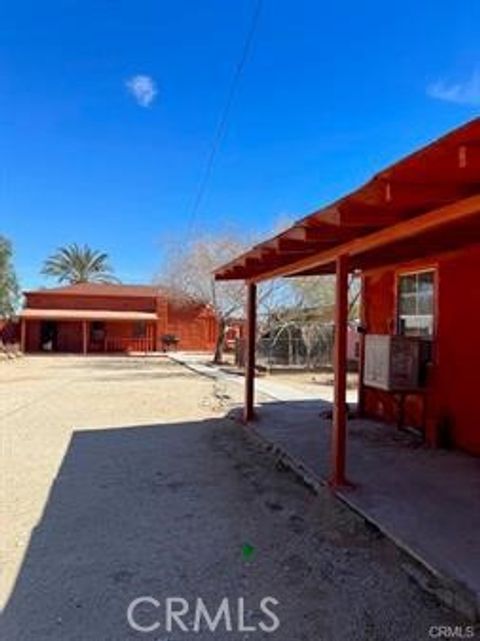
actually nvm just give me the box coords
[395,267,438,340]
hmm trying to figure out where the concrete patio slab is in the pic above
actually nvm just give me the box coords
[247,399,480,620]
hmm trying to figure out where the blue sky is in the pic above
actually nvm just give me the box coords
[1,1,479,289]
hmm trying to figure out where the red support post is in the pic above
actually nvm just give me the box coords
[244,282,257,423]
[20,319,26,353]
[330,254,349,487]
[357,274,366,418]
[82,320,88,355]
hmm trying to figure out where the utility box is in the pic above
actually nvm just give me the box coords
[363,335,429,391]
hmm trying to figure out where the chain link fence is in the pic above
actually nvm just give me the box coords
[258,328,335,369]
[235,321,361,371]
[235,323,341,370]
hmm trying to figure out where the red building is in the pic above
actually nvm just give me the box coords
[19,283,217,354]
[214,118,480,478]
[224,318,245,351]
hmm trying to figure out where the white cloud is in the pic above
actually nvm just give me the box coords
[125,74,157,107]
[427,70,480,106]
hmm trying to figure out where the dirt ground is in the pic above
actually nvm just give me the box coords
[0,355,461,640]
[0,355,243,603]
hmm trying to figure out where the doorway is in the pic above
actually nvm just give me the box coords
[40,321,58,352]
[89,321,106,352]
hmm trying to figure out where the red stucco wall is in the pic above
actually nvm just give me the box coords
[362,243,480,455]
[162,302,217,352]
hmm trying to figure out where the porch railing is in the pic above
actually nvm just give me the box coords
[104,337,154,353]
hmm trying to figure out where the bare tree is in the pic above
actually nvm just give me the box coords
[158,234,246,363]
[290,273,361,319]
[298,324,319,370]
[158,233,290,363]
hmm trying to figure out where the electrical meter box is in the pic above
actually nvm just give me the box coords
[363,335,429,391]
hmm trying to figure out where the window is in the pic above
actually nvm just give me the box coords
[397,270,435,338]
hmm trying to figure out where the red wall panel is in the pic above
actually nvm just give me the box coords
[362,243,480,454]
[161,302,217,351]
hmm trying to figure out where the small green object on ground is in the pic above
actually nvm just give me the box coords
[242,543,255,560]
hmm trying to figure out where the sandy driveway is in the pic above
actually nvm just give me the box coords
[0,356,242,604]
[0,355,460,640]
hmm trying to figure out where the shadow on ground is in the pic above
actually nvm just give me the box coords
[1,415,460,641]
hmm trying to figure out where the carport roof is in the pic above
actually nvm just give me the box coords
[19,309,158,321]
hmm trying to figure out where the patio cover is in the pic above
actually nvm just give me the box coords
[212,117,480,487]
[215,117,480,282]
[19,309,158,322]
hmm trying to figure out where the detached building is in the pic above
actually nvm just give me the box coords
[19,283,217,354]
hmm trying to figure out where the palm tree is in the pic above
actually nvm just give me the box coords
[41,244,119,284]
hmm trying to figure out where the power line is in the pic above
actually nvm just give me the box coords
[185,0,263,238]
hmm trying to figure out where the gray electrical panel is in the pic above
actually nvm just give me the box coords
[363,335,428,391]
